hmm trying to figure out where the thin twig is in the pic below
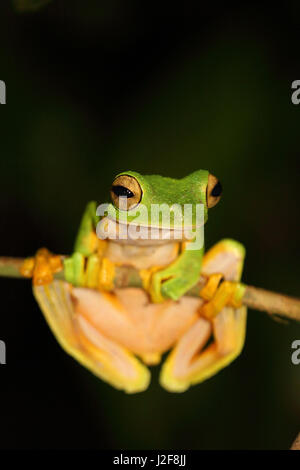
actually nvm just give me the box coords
[0,256,299,322]
[290,432,300,450]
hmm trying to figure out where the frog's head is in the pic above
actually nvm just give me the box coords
[101,170,222,243]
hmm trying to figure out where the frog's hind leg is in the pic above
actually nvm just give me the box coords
[33,280,150,393]
[160,239,247,392]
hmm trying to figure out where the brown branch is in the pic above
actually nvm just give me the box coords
[0,256,300,322]
[0,257,26,278]
[242,286,300,323]
[290,432,300,450]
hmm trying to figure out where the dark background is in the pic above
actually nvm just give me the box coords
[0,0,299,450]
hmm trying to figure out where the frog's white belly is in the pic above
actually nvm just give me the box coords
[104,239,180,270]
[71,286,203,361]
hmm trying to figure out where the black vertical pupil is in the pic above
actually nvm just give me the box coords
[211,181,222,197]
[112,185,134,198]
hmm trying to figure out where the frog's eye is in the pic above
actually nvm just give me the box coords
[207,173,222,208]
[110,174,142,210]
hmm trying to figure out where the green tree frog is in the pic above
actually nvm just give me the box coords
[22,170,247,393]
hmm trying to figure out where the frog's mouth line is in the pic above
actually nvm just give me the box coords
[97,217,199,245]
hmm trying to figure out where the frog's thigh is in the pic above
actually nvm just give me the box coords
[33,280,150,394]
[202,238,246,282]
[160,239,247,392]
[160,306,247,392]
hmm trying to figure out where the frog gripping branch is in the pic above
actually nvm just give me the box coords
[1,170,300,393]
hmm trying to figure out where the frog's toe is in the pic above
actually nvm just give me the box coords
[64,253,116,290]
[64,252,86,287]
[20,248,63,286]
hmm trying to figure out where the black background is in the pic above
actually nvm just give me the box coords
[0,1,299,449]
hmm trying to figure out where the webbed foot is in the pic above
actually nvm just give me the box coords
[20,248,63,285]
[200,273,245,319]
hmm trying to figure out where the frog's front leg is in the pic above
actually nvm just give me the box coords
[62,202,115,290]
[150,242,204,303]
[64,201,100,287]
[160,239,247,392]
[20,201,100,287]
